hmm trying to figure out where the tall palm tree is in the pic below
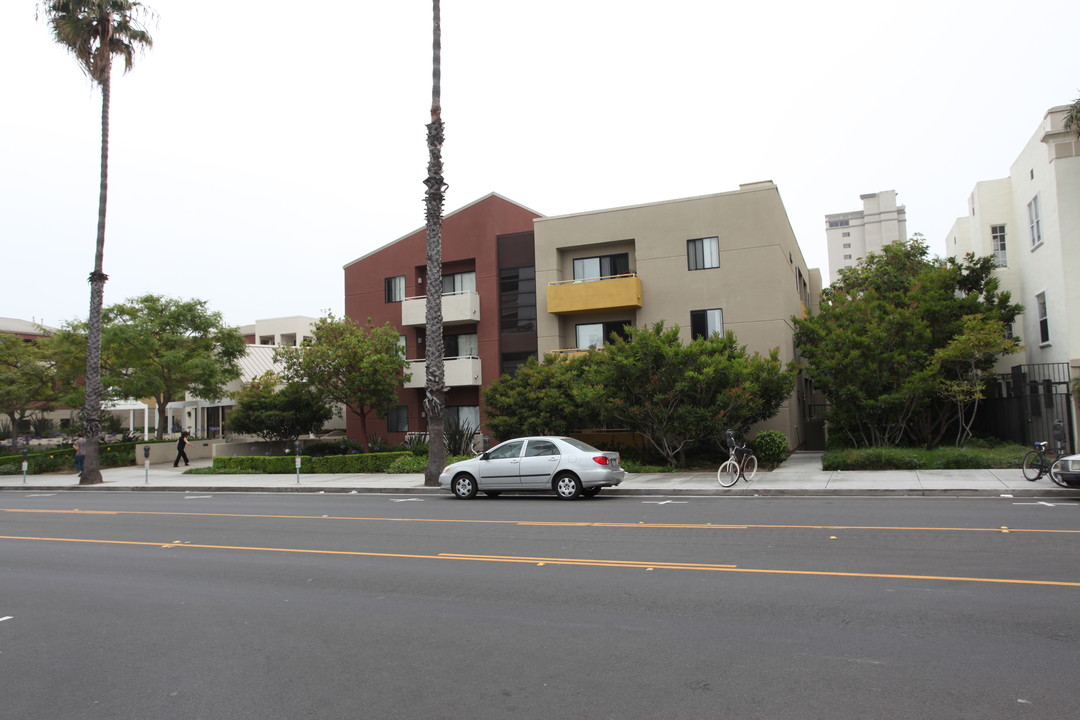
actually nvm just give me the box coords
[423,0,447,486]
[39,0,153,484]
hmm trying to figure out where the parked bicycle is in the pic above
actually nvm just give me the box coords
[1021,441,1065,482]
[717,430,757,487]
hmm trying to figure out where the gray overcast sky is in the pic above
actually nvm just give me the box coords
[3,0,1077,330]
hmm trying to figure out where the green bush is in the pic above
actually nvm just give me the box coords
[822,444,1027,471]
[752,430,789,468]
[622,461,676,473]
[309,452,409,473]
[211,452,411,474]
[385,454,428,473]
[213,456,298,473]
[302,440,366,457]
[0,441,137,475]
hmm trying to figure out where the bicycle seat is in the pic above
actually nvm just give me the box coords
[1034,442,1049,451]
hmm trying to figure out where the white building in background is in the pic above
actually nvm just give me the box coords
[944,105,1080,376]
[825,190,908,282]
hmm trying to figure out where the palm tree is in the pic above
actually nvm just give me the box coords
[39,0,153,484]
[1065,93,1080,139]
[423,0,447,486]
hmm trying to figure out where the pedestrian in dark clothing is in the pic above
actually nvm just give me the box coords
[174,431,192,467]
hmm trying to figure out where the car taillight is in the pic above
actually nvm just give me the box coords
[592,456,610,465]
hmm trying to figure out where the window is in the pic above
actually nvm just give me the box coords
[444,271,476,294]
[576,321,629,348]
[500,351,535,376]
[524,439,560,457]
[444,333,478,357]
[1036,292,1050,344]
[384,275,405,303]
[398,335,407,357]
[447,405,481,431]
[1028,196,1042,247]
[827,219,850,228]
[387,406,408,433]
[500,266,536,334]
[687,237,719,270]
[690,309,723,339]
[841,232,850,237]
[573,253,629,280]
[991,225,1007,267]
[843,254,852,260]
[843,243,851,248]
[488,440,524,460]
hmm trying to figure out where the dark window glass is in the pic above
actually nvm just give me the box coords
[500,266,537,334]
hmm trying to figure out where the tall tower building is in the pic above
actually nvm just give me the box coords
[825,190,907,283]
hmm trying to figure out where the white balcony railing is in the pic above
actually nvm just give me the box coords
[403,356,482,388]
[401,291,480,327]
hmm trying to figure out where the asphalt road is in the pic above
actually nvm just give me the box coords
[2,491,1078,719]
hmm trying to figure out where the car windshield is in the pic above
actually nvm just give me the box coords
[559,437,602,453]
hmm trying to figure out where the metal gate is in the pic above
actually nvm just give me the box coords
[976,362,1074,453]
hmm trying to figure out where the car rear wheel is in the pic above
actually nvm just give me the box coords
[452,474,478,499]
[554,473,582,500]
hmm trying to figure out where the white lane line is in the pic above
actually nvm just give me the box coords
[0,616,12,622]
[643,500,687,505]
[184,496,213,500]
[390,498,424,502]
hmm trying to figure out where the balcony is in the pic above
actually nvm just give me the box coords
[401,292,480,327]
[404,356,483,389]
[545,274,642,315]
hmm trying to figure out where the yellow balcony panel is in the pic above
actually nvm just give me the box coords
[546,274,642,315]
[403,356,482,389]
[402,292,480,327]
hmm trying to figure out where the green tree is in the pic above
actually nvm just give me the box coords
[794,237,1022,448]
[422,0,447,486]
[1065,92,1080,139]
[483,355,589,441]
[39,0,154,484]
[275,313,409,452]
[54,295,246,440]
[0,332,61,443]
[933,315,1022,447]
[225,371,332,444]
[578,323,796,466]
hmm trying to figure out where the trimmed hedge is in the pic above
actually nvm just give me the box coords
[0,442,138,475]
[212,452,411,474]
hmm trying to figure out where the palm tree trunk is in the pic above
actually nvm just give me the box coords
[80,67,111,485]
[423,0,446,487]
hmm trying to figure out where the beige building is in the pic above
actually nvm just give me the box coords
[825,190,907,283]
[534,181,823,450]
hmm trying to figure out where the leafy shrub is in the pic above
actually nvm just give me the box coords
[385,455,428,473]
[621,461,676,473]
[752,430,789,468]
[30,417,57,438]
[0,441,137,474]
[302,440,365,457]
[212,452,411,474]
[309,452,408,473]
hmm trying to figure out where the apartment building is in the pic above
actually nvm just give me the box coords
[825,190,907,282]
[344,184,823,450]
[944,105,1080,445]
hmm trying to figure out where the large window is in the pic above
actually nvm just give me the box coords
[444,333,478,357]
[500,351,535,376]
[387,406,408,433]
[690,309,723,340]
[687,237,719,270]
[446,405,480,431]
[1028,196,1042,247]
[575,320,629,349]
[573,253,629,280]
[444,271,476,294]
[1036,291,1050,344]
[384,275,405,303]
[499,266,536,334]
[991,225,1007,267]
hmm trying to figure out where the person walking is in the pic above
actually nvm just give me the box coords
[73,434,86,475]
[173,430,192,467]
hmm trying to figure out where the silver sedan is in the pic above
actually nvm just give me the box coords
[439,436,624,500]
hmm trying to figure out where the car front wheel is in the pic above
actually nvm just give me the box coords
[555,473,582,500]
[452,474,478,499]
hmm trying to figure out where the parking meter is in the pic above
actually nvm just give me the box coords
[21,447,29,484]
[294,439,302,484]
[143,445,151,484]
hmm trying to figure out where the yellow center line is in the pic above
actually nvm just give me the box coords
[4,508,1078,535]
[2,534,1079,587]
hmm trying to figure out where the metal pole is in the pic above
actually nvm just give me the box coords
[294,439,301,484]
[21,447,29,484]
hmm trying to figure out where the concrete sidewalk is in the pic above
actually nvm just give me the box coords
[3,452,1079,497]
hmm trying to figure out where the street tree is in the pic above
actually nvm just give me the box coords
[422,0,447,486]
[483,355,590,441]
[275,313,409,452]
[578,323,796,466]
[54,295,246,440]
[0,332,61,444]
[38,0,154,484]
[225,372,332,445]
[794,237,1022,448]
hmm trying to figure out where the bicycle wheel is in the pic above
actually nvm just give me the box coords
[717,460,739,487]
[742,455,758,481]
[1049,459,1072,488]
[1021,451,1044,481]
